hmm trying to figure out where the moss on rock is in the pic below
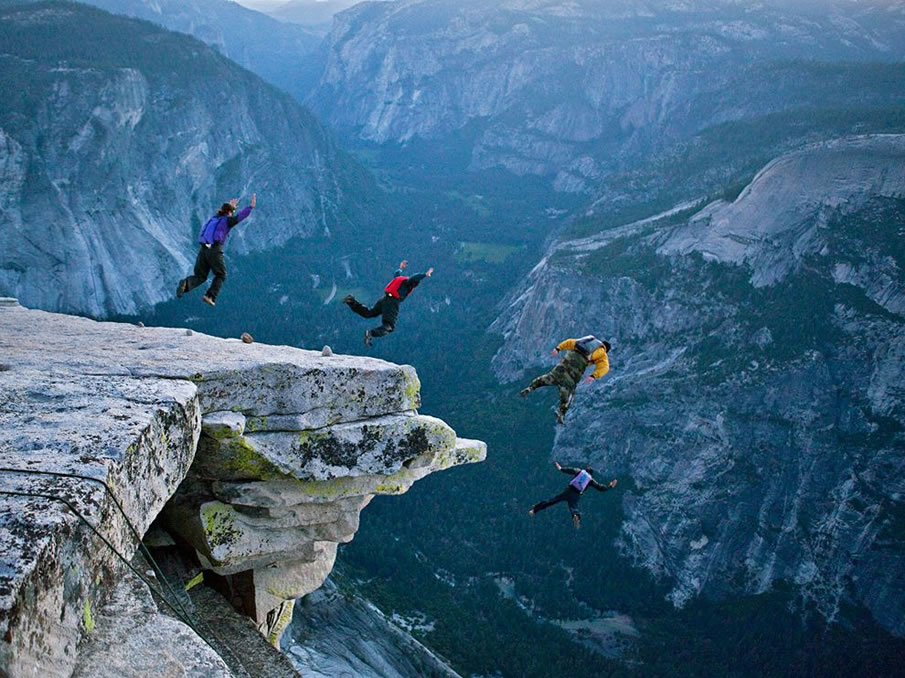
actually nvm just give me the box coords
[201,502,243,555]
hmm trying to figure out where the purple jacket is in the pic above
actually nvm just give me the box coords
[198,205,253,245]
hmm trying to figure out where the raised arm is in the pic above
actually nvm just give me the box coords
[227,194,255,227]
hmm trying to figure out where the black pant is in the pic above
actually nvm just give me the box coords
[531,486,582,517]
[346,294,400,337]
[181,244,227,301]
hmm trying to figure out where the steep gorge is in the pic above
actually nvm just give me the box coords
[491,134,905,636]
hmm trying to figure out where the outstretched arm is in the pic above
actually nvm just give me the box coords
[589,478,618,492]
[556,338,578,353]
[400,268,433,294]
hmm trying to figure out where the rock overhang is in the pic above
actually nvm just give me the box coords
[0,299,486,673]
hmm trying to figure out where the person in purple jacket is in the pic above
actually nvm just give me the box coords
[529,461,617,529]
[177,193,256,306]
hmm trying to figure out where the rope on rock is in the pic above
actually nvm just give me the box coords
[0,468,251,675]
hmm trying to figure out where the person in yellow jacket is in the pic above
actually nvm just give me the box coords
[520,336,611,424]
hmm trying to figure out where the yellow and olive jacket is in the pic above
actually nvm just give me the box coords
[557,338,610,379]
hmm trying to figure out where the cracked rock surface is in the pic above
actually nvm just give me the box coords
[0,302,486,675]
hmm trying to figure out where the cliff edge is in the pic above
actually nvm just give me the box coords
[0,299,485,677]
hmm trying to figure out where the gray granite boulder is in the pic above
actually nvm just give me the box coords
[0,302,486,674]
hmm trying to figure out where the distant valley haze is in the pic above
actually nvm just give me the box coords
[232,0,289,10]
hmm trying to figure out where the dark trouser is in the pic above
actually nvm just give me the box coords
[531,486,582,517]
[523,368,577,416]
[181,244,227,301]
[346,294,400,338]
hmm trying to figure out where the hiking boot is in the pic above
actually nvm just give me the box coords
[520,387,532,397]
[342,295,355,305]
[201,295,216,307]
[572,514,581,529]
[176,279,188,299]
[363,330,372,347]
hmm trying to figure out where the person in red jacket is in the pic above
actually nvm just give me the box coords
[343,260,434,346]
[529,461,618,529]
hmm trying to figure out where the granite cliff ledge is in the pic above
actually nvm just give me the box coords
[0,299,486,677]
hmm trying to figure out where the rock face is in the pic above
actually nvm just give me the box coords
[490,135,905,636]
[283,577,462,678]
[0,306,202,676]
[660,135,905,288]
[307,0,905,191]
[0,301,485,676]
[0,2,376,318]
[71,570,233,678]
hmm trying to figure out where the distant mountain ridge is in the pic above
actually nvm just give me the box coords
[268,0,364,29]
[0,1,378,317]
[305,0,905,192]
[35,0,320,98]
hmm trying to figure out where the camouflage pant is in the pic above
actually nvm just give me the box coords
[524,366,577,414]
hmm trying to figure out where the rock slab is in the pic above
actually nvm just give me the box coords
[0,303,486,675]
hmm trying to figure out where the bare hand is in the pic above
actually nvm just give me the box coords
[554,461,562,470]
[552,348,559,357]
[229,198,239,208]
[250,192,256,208]
[609,479,618,488]
[399,260,408,269]
[584,376,594,384]
[426,267,434,277]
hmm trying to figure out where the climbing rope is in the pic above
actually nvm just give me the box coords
[0,468,195,622]
[0,468,250,675]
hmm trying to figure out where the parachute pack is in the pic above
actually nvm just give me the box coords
[574,335,603,359]
[569,470,592,492]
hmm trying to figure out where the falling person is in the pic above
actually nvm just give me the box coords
[343,260,433,346]
[520,335,611,424]
[176,193,257,306]
[529,461,618,529]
